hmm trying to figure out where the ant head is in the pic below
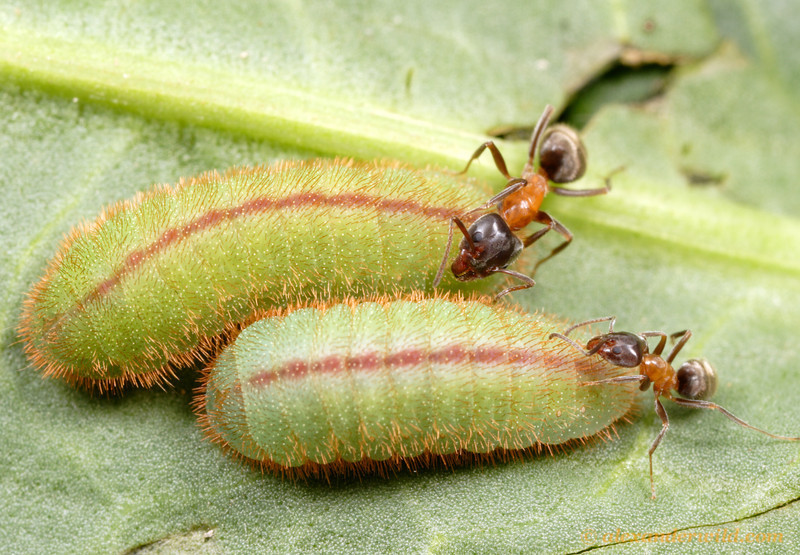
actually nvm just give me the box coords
[676,358,718,400]
[587,332,646,368]
[451,213,522,281]
[539,124,587,184]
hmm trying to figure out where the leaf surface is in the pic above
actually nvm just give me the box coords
[1,1,798,553]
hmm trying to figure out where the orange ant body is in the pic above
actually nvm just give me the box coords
[551,317,800,499]
[433,104,611,299]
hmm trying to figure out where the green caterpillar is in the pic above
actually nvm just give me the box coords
[198,295,637,477]
[199,295,800,497]
[19,160,491,390]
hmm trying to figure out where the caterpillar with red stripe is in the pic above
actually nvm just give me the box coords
[198,295,800,497]
[198,295,638,477]
[18,160,491,390]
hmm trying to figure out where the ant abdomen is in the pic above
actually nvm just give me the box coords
[539,124,587,184]
[676,358,718,400]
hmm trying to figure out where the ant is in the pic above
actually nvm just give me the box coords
[433,104,612,299]
[551,316,800,499]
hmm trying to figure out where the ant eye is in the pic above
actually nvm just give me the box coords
[472,230,484,242]
[612,346,622,355]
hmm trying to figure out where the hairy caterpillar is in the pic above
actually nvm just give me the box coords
[199,295,800,497]
[197,295,637,477]
[19,160,491,390]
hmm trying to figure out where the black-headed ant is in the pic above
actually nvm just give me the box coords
[434,104,611,299]
[551,316,800,499]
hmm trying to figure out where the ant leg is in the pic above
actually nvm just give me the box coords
[549,185,610,197]
[491,268,535,300]
[525,104,555,164]
[463,178,527,218]
[521,211,572,274]
[671,398,800,441]
[649,396,670,499]
[669,330,689,342]
[641,331,668,356]
[445,178,529,231]
[548,165,621,196]
[459,103,555,206]
[665,330,692,364]
[520,225,550,248]
[458,141,514,180]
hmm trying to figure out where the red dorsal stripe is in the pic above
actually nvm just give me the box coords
[86,190,457,304]
[247,344,571,388]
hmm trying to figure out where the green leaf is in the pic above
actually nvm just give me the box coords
[2,1,798,553]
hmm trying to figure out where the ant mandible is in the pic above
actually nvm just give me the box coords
[433,104,611,299]
[550,317,800,499]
